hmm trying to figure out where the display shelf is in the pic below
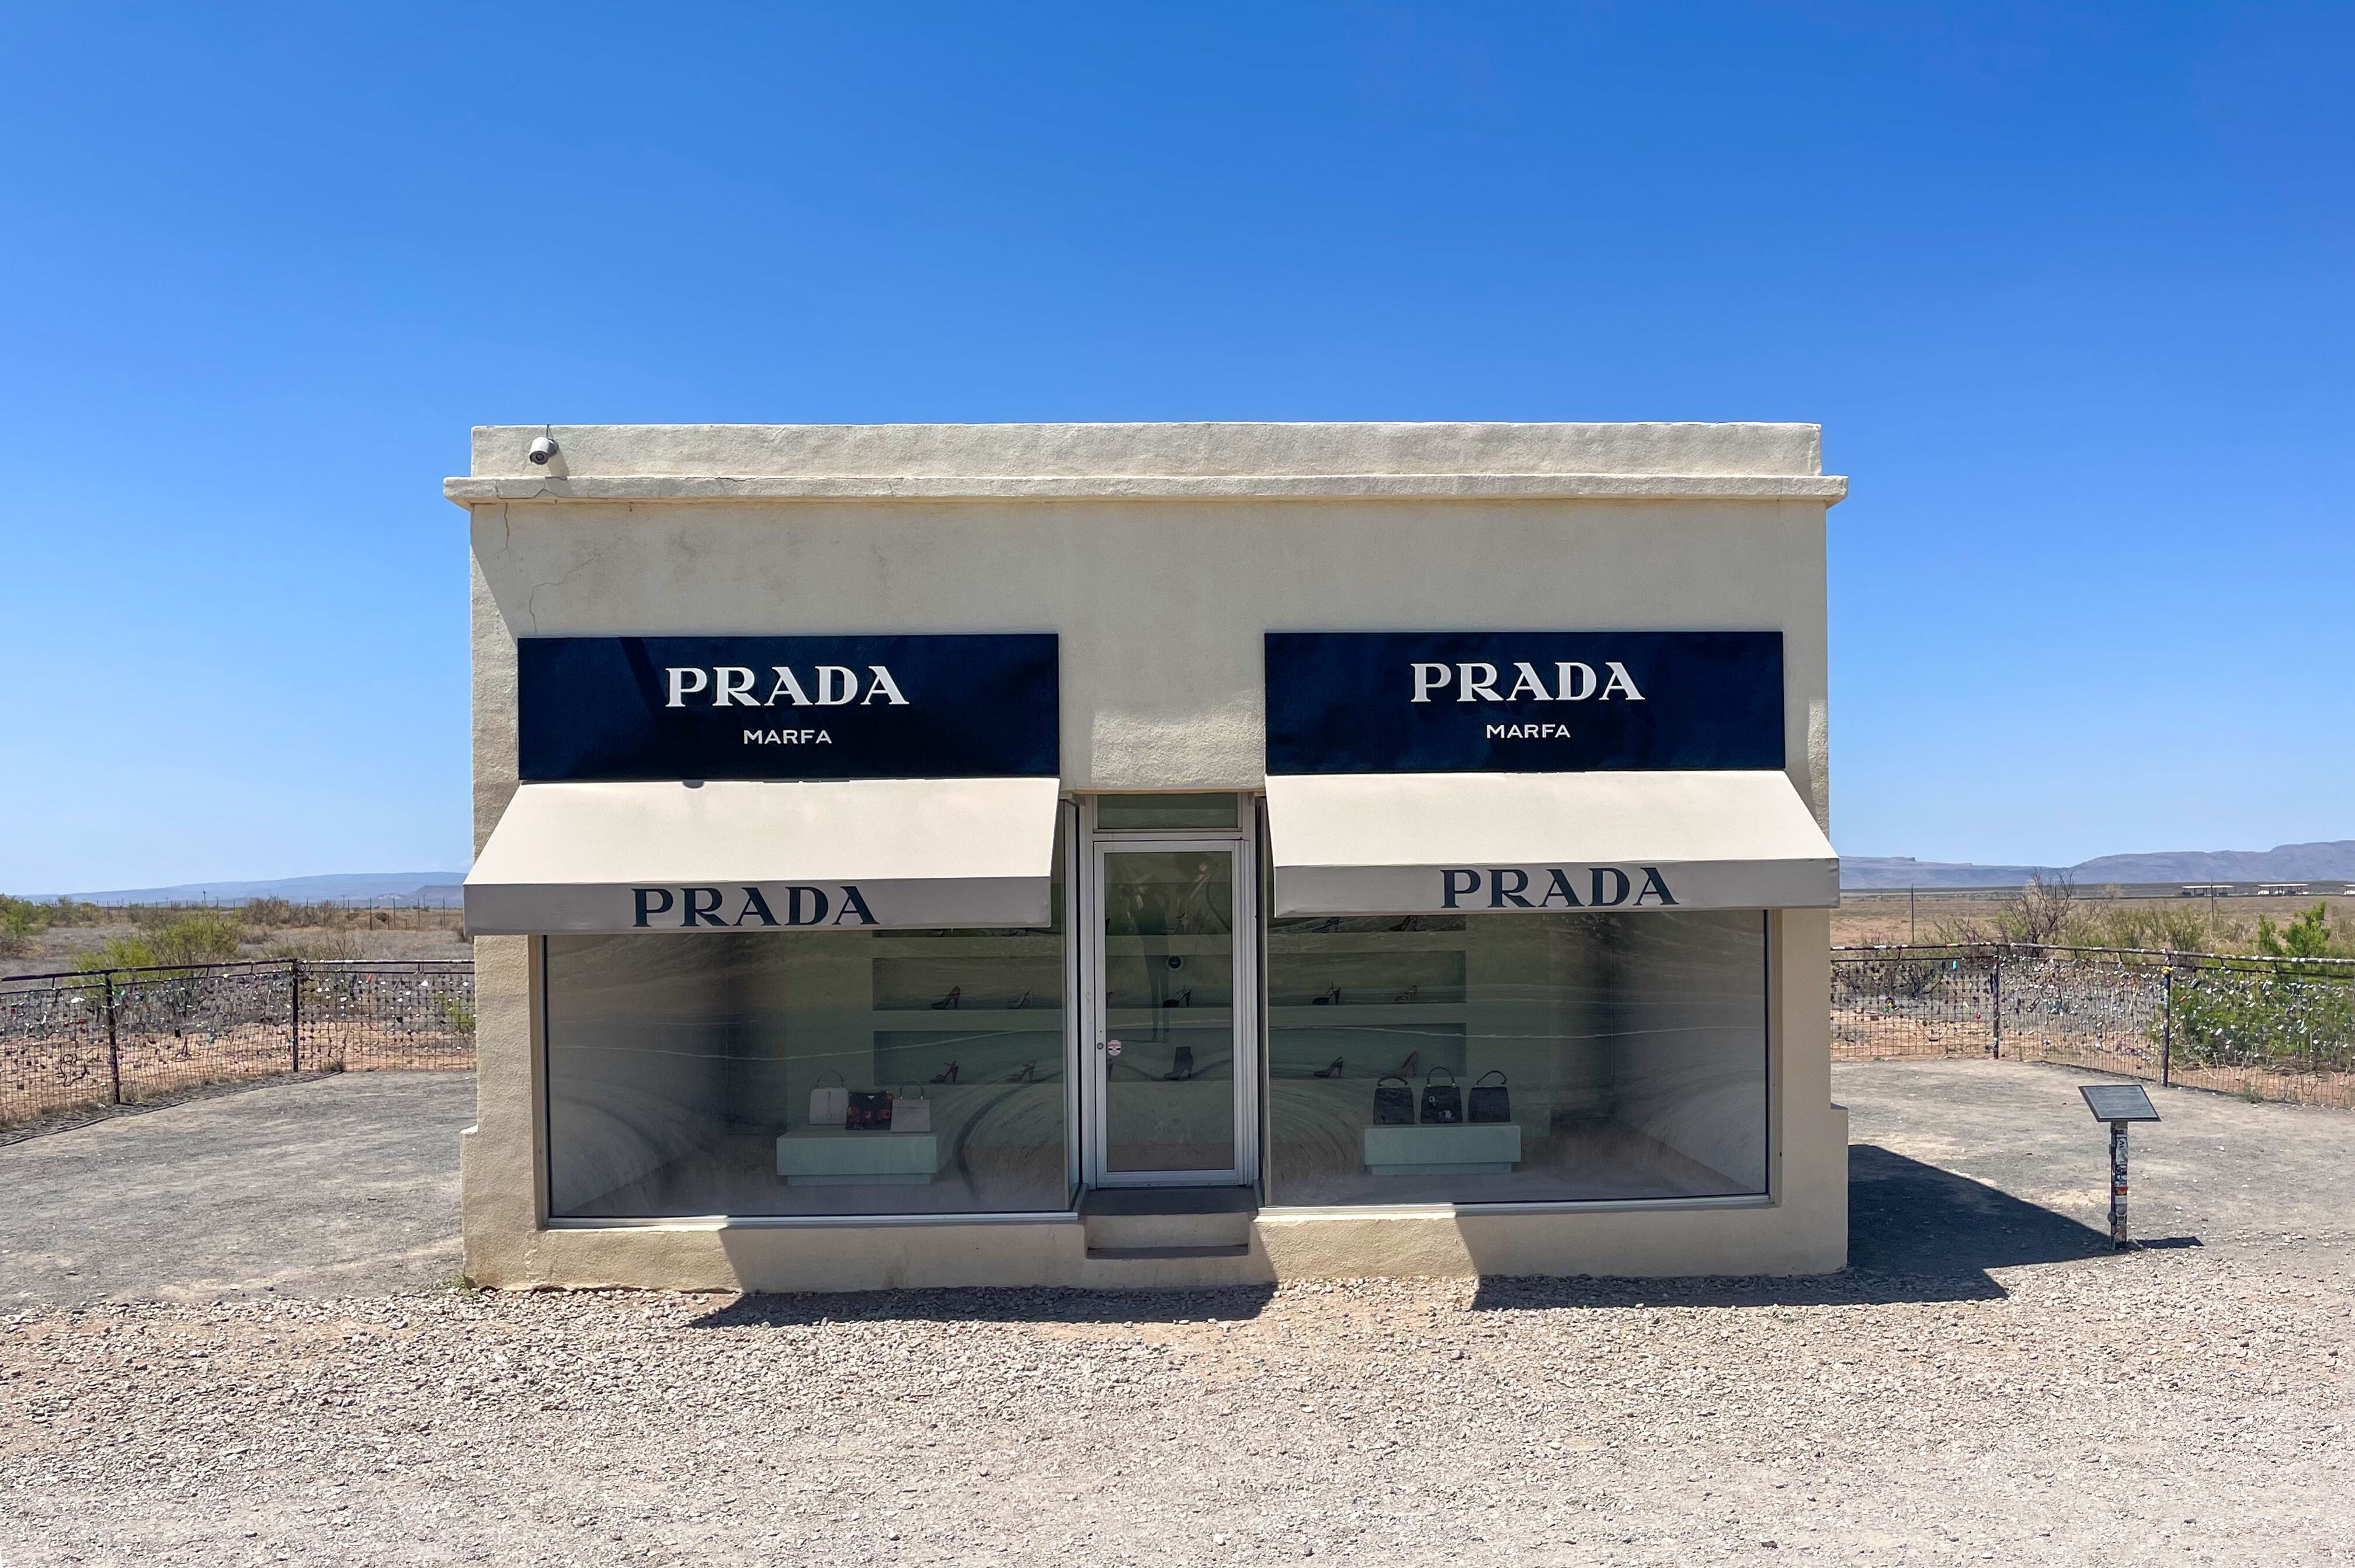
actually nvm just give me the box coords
[1361,1121,1522,1176]
[1268,1003,1470,1024]
[866,1010,1065,1030]
[776,1127,942,1185]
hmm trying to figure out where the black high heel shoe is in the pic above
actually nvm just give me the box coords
[1388,1050,1420,1078]
[1162,1045,1196,1082]
[929,1061,960,1084]
[930,986,961,1011]
[1311,1056,1345,1079]
[1311,984,1342,1006]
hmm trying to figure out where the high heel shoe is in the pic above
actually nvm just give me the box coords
[1007,989,1032,1010]
[1006,1060,1036,1083]
[1311,983,1342,1006]
[1160,988,1193,1009]
[1311,1056,1345,1079]
[930,986,961,1011]
[1162,1045,1196,1082]
[1388,1050,1420,1078]
[1390,915,1425,933]
[1393,984,1420,1004]
[929,1061,960,1084]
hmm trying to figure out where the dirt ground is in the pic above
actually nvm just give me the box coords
[2,1062,2351,1566]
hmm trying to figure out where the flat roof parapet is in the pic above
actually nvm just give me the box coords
[447,421,1845,506]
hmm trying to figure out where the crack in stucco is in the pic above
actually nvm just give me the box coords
[522,529,625,636]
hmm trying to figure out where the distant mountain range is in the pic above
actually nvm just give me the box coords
[1843,842,2355,890]
[34,871,468,907]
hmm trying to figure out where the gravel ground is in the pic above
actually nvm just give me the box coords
[4,1061,2353,1566]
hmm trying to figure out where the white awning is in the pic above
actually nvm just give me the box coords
[464,777,1061,934]
[1265,770,1838,916]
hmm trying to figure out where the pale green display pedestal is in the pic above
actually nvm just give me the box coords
[1363,1122,1523,1176]
[776,1128,942,1186]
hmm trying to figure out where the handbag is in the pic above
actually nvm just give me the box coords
[1468,1070,1510,1124]
[890,1088,932,1134]
[1419,1069,1463,1125]
[845,1089,894,1132]
[808,1070,847,1128]
[1371,1075,1414,1126]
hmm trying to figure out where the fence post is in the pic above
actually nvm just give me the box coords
[289,957,302,1073]
[1989,955,2003,1059]
[102,971,122,1105]
[2161,965,2173,1087]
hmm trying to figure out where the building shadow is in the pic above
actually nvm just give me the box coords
[689,1145,2145,1323]
[688,1281,1279,1330]
[1470,1143,2127,1311]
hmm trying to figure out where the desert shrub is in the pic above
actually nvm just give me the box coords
[241,896,297,927]
[2067,901,2214,953]
[0,896,50,957]
[438,993,477,1036]
[74,909,246,972]
[2005,871,2075,944]
[2256,902,2351,961]
[264,928,362,961]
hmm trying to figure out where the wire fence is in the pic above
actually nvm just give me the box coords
[0,958,473,1134]
[1833,944,2355,1108]
[8,945,2349,1132]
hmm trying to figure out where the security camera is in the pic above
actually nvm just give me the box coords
[528,435,559,465]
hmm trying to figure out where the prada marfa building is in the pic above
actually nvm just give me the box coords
[453,422,1847,1291]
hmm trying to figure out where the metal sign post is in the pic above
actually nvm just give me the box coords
[2079,1083,2161,1249]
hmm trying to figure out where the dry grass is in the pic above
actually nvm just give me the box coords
[1832,890,2355,952]
[1,905,469,981]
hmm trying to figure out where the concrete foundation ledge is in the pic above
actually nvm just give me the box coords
[1258,1202,1846,1281]
[466,1192,1845,1293]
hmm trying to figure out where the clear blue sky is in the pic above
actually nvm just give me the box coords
[3,4,2349,892]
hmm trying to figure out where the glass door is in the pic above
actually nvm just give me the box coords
[1088,839,1255,1187]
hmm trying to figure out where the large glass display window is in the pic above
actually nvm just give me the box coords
[543,845,1070,1219]
[1265,909,1768,1206]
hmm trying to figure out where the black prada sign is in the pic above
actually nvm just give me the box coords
[1264,631,1783,774]
[630,884,879,928]
[517,634,1059,782]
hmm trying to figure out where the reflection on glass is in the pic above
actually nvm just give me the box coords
[1101,849,1237,1174]
[543,847,1067,1219]
[1266,910,1767,1205]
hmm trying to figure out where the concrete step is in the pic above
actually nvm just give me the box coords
[1085,1243,1252,1261]
[1081,1185,1256,1252]
[1075,1244,1276,1291]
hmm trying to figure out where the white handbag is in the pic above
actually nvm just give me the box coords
[890,1088,932,1134]
[808,1070,847,1128]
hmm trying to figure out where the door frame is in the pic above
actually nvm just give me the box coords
[1077,811,1260,1190]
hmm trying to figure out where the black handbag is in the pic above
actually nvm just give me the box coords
[1419,1069,1463,1125]
[1372,1075,1414,1126]
[1468,1070,1511,1124]
[845,1089,894,1132]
